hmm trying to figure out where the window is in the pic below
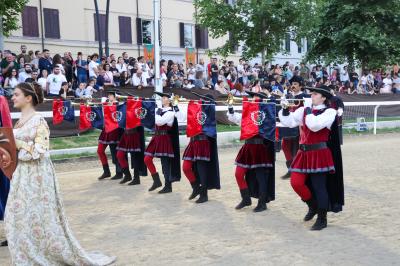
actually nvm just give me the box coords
[179,23,194,48]
[93,14,106,41]
[22,6,39,37]
[119,16,132,43]
[298,38,307,54]
[285,33,291,52]
[141,20,154,44]
[43,8,60,39]
[195,25,209,49]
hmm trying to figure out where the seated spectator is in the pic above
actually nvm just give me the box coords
[18,63,33,83]
[204,80,213,90]
[4,69,19,89]
[37,69,49,93]
[392,73,400,94]
[103,63,114,85]
[75,82,86,98]
[380,73,393,94]
[230,83,246,96]
[214,80,228,94]
[59,81,74,99]
[82,79,97,99]
[95,66,113,90]
[131,69,148,87]
[25,69,38,83]
[182,78,195,89]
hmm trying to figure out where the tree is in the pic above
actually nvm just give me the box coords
[305,0,400,70]
[0,0,29,50]
[194,0,312,61]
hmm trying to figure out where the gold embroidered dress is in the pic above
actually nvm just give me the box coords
[5,114,116,266]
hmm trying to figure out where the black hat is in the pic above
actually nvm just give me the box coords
[106,89,119,96]
[289,75,304,85]
[154,91,171,98]
[192,91,215,102]
[306,85,332,99]
[245,90,269,99]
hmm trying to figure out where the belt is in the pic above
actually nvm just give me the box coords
[125,128,139,134]
[191,135,208,141]
[155,130,170,136]
[245,138,264,144]
[299,142,327,151]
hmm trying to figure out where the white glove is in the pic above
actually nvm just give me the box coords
[303,97,312,109]
[337,107,344,117]
[280,98,289,109]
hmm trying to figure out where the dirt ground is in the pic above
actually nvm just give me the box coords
[1,133,400,266]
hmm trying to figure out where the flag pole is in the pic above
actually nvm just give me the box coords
[153,0,161,94]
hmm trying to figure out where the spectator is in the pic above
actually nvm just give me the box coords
[1,54,18,78]
[137,56,150,82]
[230,83,247,96]
[46,65,67,96]
[187,62,196,82]
[25,69,39,83]
[109,60,121,86]
[131,69,148,87]
[95,66,113,90]
[359,72,368,94]
[380,73,393,94]
[167,63,183,83]
[392,73,400,94]
[340,66,349,84]
[349,69,359,89]
[4,69,19,89]
[39,49,53,75]
[17,57,25,73]
[299,62,310,81]
[214,80,227,94]
[88,53,99,79]
[17,45,31,64]
[182,78,194,89]
[75,52,88,83]
[193,71,205,89]
[31,50,41,70]
[37,69,49,92]
[53,54,65,75]
[82,78,97,98]
[103,63,114,85]
[18,63,33,83]
[251,79,262,93]
[75,82,86,98]
[210,58,219,86]
[59,81,74,99]
[196,58,207,82]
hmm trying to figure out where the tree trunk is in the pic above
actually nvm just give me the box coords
[105,0,110,57]
[94,0,103,58]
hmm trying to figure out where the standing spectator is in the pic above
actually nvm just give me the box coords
[340,66,349,85]
[95,66,113,90]
[196,58,207,82]
[37,69,49,92]
[210,58,219,86]
[299,62,310,81]
[110,60,120,86]
[359,72,368,94]
[88,53,99,79]
[63,52,74,83]
[39,49,53,75]
[381,73,393,94]
[193,71,205,89]
[103,63,114,85]
[329,69,338,85]
[237,58,245,85]
[137,56,150,83]
[17,57,25,73]
[1,54,18,78]
[350,69,359,89]
[30,50,41,70]
[187,62,196,82]
[46,65,67,96]
[18,63,33,83]
[17,45,31,64]
[116,57,127,74]
[392,73,400,94]
[76,52,88,83]
[122,52,130,64]
[53,54,65,75]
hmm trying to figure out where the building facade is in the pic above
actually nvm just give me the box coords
[4,0,306,64]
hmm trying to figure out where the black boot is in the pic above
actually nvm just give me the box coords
[304,199,318,221]
[235,188,252,209]
[98,165,111,180]
[195,186,208,204]
[128,170,140,185]
[158,181,172,194]
[0,240,7,247]
[253,193,267,212]
[311,209,328,231]
[148,173,162,191]
[280,160,292,179]
[188,180,201,200]
[119,168,132,184]
[110,167,123,180]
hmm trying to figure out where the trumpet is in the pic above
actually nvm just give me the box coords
[226,94,304,108]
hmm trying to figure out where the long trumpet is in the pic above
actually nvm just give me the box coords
[226,94,304,108]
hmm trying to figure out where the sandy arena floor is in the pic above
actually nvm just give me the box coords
[1,133,399,266]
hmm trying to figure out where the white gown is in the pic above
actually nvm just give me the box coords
[5,114,116,266]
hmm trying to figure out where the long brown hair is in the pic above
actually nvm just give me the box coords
[16,82,44,106]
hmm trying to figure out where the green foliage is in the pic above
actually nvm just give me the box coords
[194,0,313,60]
[305,0,400,69]
[0,0,29,36]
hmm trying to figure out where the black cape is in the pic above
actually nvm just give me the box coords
[244,139,276,202]
[193,135,221,190]
[168,117,181,182]
[130,126,148,176]
[329,95,344,145]
[306,119,344,213]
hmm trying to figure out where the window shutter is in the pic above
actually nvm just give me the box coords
[285,33,291,52]
[136,18,142,45]
[195,25,201,48]
[22,6,39,37]
[202,28,209,49]
[44,9,60,39]
[119,16,132,43]
[94,14,106,41]
[179,22,185,48]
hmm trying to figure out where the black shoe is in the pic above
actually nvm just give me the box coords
[0,240,7,247]
[98,165,111,180]
[188,180,201,200]
[158,181,172,194]
[235,188,252,209]
[304,199,318,221]
[253,194,267,212]
[148,173,162,191]
[128,171,140,185]
[195,186,208,204]
[311,209,327,231]
[120,168,132,184]
[280,171,291,179]
[110,172,123,180]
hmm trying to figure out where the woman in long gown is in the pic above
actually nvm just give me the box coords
[5,82,116,265]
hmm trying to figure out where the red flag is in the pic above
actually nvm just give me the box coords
[126,97,142,129]
[240,98,260,140]
[79,104,92,131]
[52,99,63,125]
[186,100,203,137]
[0,96,12,127]
[103,103,119,133]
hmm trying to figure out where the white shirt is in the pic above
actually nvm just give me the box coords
[82,86,96,98]
[46,73,67,95]
[381,78,393,93]
[18,71,31,83]
[6,77,19,88]
[187,67,196,80]
[360,76,367,85]
[37,77,47,90]
[131,74,148,86]
[340,69,349,82]
[138,62,149,79]
[89,61,99,78]
[237,64,244,78]
[155,107,175,127]
[278,105,337,132]
[116,63,127,74]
